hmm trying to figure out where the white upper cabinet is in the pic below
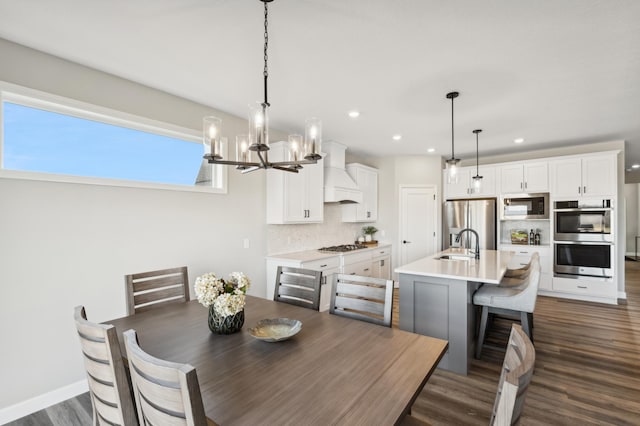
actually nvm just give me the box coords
[266,141,324,224]
[549,154,616,199]
[499,161,548,194]
[444,165,496,199]
[342,163,378,222]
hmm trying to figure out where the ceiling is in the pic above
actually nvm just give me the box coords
[1,0,640,180]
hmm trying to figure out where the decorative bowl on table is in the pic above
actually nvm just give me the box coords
[248,318,302,342]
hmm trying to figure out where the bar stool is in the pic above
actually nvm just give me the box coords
[473,257,541,359]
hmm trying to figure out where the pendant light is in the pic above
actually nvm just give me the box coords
[203,0,321,174]
[445,91,460,183]
[472,129,483,192]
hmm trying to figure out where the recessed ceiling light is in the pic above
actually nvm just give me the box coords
[632,164,640,169]
[427,148,435,153]
[392,134,402,141]
[514,138,524,144]
[348,110,360,118]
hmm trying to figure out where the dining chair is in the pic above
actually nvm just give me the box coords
[490,324,536,425]
[474,257,541,359]
[123,329,216,426]
[73,306,138,426]
[273,266,323,310]
[330,273,394,327]
[400,324,535,426]
[125,266,189,315]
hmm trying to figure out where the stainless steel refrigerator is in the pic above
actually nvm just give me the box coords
[443,198,497,250]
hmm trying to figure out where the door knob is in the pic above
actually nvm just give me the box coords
[403,240,411,244]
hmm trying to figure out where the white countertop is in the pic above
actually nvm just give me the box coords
[266,244,391,263]
[394,248,514,284]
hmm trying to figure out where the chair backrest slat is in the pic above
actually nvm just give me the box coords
[74,306,138,426]
[274,266,322,311]
[125,266,189,315]
[124,329,209,426]
[330,274,394,327]
[491,324,536,425]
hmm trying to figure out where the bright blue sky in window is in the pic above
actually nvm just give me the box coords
[2,102,204,185]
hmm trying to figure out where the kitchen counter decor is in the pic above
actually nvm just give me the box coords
[195,271,251,334]
[248,318,302,342]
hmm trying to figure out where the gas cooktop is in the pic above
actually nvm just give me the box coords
[318,244,367,253]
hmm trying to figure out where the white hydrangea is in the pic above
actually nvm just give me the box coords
[194,271,250,313]
[194,272,224,307]
[229,272,251,291]
[213,293,246,317]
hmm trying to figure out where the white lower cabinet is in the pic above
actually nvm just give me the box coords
[551,277,615,299]
[266,245,393,312]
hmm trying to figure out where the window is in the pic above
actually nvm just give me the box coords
[0,83,226,193]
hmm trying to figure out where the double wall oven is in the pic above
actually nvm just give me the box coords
[553,199,613,279]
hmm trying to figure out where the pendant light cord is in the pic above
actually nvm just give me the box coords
[263,1,270,107]
[476,131,479,175]
[450,96,455,159]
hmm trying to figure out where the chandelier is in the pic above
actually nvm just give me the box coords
[202,0,321,174]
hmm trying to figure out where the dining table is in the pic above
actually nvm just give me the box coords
[106,295,448,425]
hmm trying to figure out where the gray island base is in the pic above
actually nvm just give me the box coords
[396,249,513,375]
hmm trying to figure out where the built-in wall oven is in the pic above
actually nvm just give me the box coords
[553,199,613,279]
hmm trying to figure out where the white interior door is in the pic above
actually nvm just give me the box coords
[399,185,438,268]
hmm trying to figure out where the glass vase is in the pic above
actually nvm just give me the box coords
[208,305,244,335]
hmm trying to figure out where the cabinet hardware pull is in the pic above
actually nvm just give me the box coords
[320,264,327,267]
[402,240,411,244]
[381,260,385,266]
[578,186,581,194]
[519,263,528,266]
[525,182,527,189]
[520,182,523,189]
[364,268,369,271]
[577,285,588,289]
[583,186,586,194]
[350,272,356,275]
[519,251,528,254]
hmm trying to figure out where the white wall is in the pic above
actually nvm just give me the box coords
[625,184,639,256]
[0,38,288,415]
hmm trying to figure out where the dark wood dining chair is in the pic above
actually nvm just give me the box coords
[125,266,189,315]
[400,324,535,426]
[73,306,138,426]
[330,273,394,327]
[123,329,217,426]
[273,266,323,310]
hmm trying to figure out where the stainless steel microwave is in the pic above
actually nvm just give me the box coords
[500,193,549,220]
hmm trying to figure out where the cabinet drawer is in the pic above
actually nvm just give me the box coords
[552,277,614,297]
[372,246,391,258]
[342,260,373,277]
[341,250,373,265]
[302,256,340,271]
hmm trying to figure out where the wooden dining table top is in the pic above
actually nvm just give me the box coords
[106,296,448,425]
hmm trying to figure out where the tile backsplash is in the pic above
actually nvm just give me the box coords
[267,204,372,255]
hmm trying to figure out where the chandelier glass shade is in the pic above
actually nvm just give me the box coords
[202,0,321,174]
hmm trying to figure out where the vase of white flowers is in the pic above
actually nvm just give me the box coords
[194,271,251,335]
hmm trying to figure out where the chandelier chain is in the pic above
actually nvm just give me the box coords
[263,1,269,106]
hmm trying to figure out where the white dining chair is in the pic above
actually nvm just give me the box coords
[330,273,394,327]
[474,257,541,359]
[123,329,216,426]
[74,306,138,426]
[400,324,536,426]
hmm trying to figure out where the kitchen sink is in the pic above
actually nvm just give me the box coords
[434,254,475,261]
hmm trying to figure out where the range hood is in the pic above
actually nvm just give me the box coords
[323,141,363,204]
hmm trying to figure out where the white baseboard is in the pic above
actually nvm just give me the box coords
[0,379,88,424]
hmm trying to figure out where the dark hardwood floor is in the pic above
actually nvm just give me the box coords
[8,261,640,425]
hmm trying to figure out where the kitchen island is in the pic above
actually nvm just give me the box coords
[395,248,513,375]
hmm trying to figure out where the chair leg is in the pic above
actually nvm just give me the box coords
[475,306,489,359]
[520,311,533,343]
[528,312,534,330]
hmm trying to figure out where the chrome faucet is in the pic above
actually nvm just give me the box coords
[455,228,480,259]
